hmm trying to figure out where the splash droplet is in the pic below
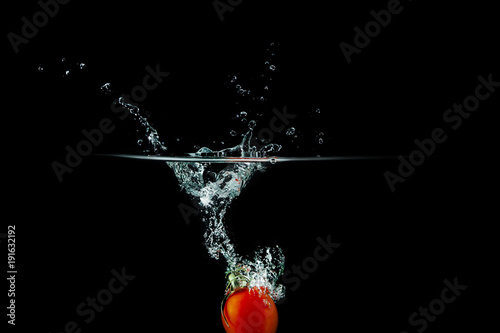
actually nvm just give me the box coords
[248,120,256,129]
[100,83,112,94]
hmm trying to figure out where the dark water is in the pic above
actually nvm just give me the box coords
[6,0,498,332]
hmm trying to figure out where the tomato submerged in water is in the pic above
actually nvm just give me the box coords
[221,286,278,333]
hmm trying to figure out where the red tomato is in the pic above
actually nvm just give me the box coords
[221,286,278,333]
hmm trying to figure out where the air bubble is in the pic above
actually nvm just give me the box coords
[315,108,321,113]
[137,139,143,145]
[318,138,324,144]
[230,130,237,136]
[240,111,247,117]
[79,63,86,70]
[248,120,256,129]
[269,65,276,71]
[286,127,296,136]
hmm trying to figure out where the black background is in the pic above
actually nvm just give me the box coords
[4,0,498,332]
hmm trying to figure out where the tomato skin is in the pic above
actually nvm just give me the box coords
[222,287,278,333]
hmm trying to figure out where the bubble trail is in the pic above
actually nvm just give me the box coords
[163,130,286,300]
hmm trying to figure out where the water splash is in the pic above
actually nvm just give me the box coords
[121,42,287,300]
[117,97,167,154]
[166,130,286,300]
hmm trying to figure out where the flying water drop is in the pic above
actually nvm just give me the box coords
[100,83,112,94]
